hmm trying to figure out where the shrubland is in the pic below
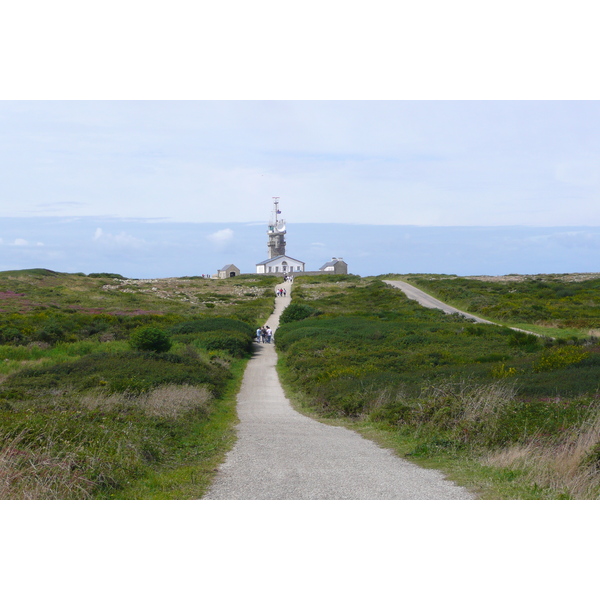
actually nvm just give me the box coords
[0,269,273,499]
[276,276,600,499]
[395,273,600,338]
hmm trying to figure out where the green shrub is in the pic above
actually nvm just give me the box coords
[280,303,321,324]
[1,351,229,398]
[129,327,172,353]
[169,317,254,338]
[87,272,125,279]
[533,346,590,372]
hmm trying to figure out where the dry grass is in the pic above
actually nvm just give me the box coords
[143,384,212,418]
[483,413,600,499]
[79,384,212,419]
[0,430,93,500]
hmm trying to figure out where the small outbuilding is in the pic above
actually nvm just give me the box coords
[319,258,348,275]
[217,264,241,279]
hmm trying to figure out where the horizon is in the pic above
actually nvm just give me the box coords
[2,217,600,280]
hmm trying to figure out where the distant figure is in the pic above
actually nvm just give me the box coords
[256,327,262,342]
[260,327,267,343]
[283,288,286,297]
[266,326,272,344]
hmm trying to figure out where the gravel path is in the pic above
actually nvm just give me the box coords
[204,281,474,500]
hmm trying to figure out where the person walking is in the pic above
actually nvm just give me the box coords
[255,327,262,342]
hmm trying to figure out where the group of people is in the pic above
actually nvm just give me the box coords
[256,325,273,344]
[283,274,294,283]
[275,287,287,297]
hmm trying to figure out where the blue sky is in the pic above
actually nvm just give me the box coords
[1,101,600,277]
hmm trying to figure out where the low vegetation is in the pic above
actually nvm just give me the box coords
[5,268,600,500]
[0,269,273,499]
[395,273,600,338]
[276,276,600,499]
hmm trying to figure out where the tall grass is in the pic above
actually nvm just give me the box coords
[483,409,600,499]
[0,429,94,500]
[79,384,212,419]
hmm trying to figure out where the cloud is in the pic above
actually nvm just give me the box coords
[0,237,44,247]
[207,228,234,249]
[93,227,145,248]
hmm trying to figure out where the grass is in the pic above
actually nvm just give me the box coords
[5,268,600,500]
[104,358,246,499]
[394,273,600,339]
[0,268,273,500]
[275,275,600,499]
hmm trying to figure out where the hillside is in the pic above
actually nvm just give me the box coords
[274,273,600,499]
[0,269,275,499]
[3,269,600,499]
[397,272,600,339]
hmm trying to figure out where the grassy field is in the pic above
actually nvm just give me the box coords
[275,275,600,499]
[391,272,600,339]
[0,269,274,499]
[4,268,600,499]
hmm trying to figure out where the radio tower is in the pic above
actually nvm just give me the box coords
[267,197,287,258]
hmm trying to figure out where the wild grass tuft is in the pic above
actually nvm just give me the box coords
[0,429,94,500]
[483,411,600,499]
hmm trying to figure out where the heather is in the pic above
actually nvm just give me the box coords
[276,276,600,498]
[0,269,271,499]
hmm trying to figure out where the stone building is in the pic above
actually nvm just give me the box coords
[319,258,348,275]
[217,264,241,278]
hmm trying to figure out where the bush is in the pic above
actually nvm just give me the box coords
[129,327,172,353]
[280,303,321,324]
[533,346,590,372]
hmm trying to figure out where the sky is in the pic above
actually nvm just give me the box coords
[1,100,600,277]
[1,100,600,227]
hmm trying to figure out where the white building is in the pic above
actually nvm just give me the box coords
[256,255,305,274]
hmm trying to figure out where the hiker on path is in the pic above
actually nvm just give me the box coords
[266,326,272,344]
[256,327,262,342]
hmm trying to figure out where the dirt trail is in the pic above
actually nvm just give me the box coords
[204,280,474,500]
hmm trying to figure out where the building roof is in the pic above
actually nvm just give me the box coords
[256,255,305,266]
[219,264,239,271]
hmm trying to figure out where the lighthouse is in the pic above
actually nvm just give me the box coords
[267,197,286,258]
[256,198,305,275]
